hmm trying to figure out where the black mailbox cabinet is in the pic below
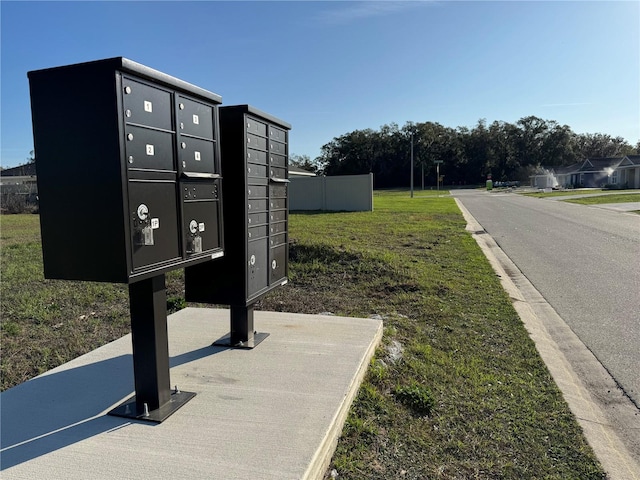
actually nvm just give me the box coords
[185,105,291,347]
[28,57,224,284]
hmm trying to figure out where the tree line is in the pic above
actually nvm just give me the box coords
[291,116,640,188]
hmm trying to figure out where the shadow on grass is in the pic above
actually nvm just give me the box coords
[0,345,225,470]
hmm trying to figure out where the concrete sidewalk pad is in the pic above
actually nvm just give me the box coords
[1,308,383,479]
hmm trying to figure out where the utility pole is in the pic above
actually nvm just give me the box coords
[410,133,414,198]
[435,160,443,191]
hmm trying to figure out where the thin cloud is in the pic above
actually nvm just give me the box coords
[317,1,437,25]
[540,102,592,107]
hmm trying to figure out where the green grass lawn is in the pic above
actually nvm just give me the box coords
[563,193,640,205]
[0,191,605,479]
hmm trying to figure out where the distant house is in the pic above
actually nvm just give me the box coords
[530,156,640,189]
[288,166,316,177]
[0,163,39,209]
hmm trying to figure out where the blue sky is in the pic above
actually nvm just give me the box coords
[1,1,639,168]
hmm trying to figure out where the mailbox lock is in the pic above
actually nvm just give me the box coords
[189,220,198,234]
[181,142,187,149]
[127,133,134,141]
[124,86,132,94]
[179,103,185,110]
[272,260,277,270]
[125,109,132,118]
[128,156,134,164]
[250,255,256,266]
[137,204,149,221]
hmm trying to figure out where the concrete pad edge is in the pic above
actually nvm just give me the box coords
[303,317,384,480]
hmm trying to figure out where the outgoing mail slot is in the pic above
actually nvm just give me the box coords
[123,78,173,131]
[182,181,218,201]
[178,96,214,140]
[126,126,175,171]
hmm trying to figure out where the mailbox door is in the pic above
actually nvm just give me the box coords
[181,180,221,256]
[247,238,269,297]
[129,181,181,271]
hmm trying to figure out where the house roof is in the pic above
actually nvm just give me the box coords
[622,155,640,166]
[289,166,316,177]
[578,157,623,172]
[1,163,36,177]
[554,162,582,174]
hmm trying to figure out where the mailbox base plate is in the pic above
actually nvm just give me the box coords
[213,332,270,349]
[108,390,196,423]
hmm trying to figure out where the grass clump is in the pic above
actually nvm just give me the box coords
[394,381,434,416]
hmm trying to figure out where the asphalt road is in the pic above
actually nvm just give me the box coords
[452,189,640,407]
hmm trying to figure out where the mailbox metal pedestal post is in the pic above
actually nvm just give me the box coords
[109,274,195,422]
[213,304,269,349]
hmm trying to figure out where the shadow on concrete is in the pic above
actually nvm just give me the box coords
[0,345,225,470]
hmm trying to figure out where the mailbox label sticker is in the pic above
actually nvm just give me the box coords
[146,144,155,156]
[192,114,199,125]
[151,218,160,229]
[144,101,153,113]
[198,222,205,232]
[194,151,201,161]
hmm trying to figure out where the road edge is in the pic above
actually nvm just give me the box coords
[455,197,640,480]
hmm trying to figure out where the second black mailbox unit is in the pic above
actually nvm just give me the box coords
[186,105,291,348]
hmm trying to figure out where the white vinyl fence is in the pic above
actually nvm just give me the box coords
[289,173,373,212]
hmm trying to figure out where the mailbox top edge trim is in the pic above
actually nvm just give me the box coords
[221,104,291,131]
[27,57,222,105]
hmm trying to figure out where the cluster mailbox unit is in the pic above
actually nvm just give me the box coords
[28,57,227,422]
[185,105,291,348]
[28,58,291,422]
[28,57,224,283]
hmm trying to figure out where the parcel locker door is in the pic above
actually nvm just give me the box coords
[129,181,180,271]
[269,244,287,285]
[182,200,220,255]
[247,238,269,297]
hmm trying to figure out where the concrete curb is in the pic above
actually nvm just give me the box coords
[455,198,640,480]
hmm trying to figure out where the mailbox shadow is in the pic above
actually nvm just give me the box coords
[0,344,226,470]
